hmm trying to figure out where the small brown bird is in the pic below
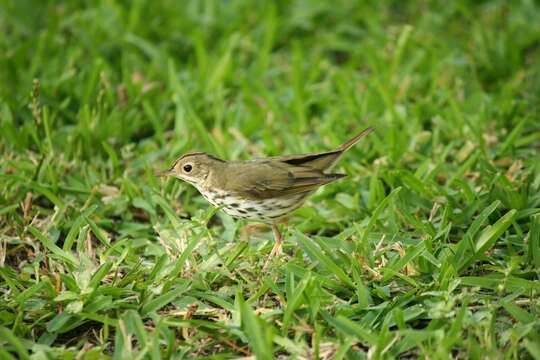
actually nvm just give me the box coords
[160,127,374,268]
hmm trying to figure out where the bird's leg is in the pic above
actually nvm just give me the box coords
[263,223,283,270]
[270,223,283,257]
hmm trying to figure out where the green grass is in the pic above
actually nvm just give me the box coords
[1,0,540,358]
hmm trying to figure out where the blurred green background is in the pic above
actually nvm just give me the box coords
[1,0,540,358]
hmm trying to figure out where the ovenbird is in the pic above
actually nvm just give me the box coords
[159,127,374,268]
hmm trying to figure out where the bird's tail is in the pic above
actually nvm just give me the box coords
[275,126,374,171]
[338,126,375,152]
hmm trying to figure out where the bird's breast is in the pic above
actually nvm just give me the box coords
[198,188,308,223]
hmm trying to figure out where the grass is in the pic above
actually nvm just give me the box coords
[1,0,540,358]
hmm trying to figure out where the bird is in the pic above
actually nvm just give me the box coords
[159,127,374,268]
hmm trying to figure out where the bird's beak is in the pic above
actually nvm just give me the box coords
[155,168,174,177]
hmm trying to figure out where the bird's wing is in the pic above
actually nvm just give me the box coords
[226,161,345,199]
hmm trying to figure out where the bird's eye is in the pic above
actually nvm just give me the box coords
[183,164,193,173]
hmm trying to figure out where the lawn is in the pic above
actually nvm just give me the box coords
[1,0,540,358]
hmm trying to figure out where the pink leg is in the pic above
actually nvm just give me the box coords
[263,224,283,270]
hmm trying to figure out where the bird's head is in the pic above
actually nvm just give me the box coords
[158,152,224,187]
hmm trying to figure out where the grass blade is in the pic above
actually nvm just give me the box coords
[239,297,273,360]
[294,231,354,287]
[0,327,30,360]
[141,283,190,315]
[458,209,517,271]
[528,214,540,269]
[28,226,78,266]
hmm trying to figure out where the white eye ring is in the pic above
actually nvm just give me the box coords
[183,164,193,173]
